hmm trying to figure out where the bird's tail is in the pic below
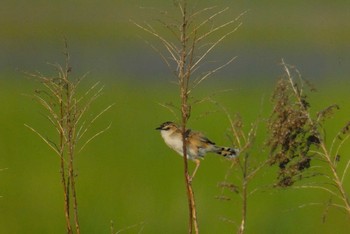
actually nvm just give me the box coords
[212,146,239,158]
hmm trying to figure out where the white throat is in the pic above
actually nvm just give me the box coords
[160,130,184,156]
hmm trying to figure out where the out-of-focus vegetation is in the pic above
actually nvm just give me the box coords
[1,1,350,233]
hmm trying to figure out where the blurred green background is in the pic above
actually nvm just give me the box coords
[1,0,350,233]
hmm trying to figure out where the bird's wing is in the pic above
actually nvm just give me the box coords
[199,132,215,145]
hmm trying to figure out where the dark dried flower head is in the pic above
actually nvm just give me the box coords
[317,104,340,122]
[277,176,294,187]
[307,135,320,146]
[341,121,350,135]
[218,182,239,194]
[267,77,317,187]
[337,121,350,140]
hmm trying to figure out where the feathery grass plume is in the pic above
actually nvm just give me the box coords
[135,1,245,233]
[267,59,350,219]
[24,41,112,234]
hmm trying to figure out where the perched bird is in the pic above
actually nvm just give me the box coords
[156,121,239,179]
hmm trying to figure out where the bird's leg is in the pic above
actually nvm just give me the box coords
[190,159,201,182]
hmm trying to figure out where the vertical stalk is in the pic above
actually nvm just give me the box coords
[27,41,110,234]
[60,83,72,234]
[69,150,80,234]
[179,1,198,233]
[61,48,80,234]
[61,157,71,234]
[238,154,248,234]
[65,73,80,234]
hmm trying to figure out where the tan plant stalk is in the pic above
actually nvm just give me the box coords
[268,59,350,221]
[177,2,198,233]
[135,1,244,232]
[213,100,269,234]
[280,60,350,216]
[25,41,112,233]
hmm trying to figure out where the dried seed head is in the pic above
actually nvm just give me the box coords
[317,104,339,122]
[267,77,316,187]
[341,121,350,135]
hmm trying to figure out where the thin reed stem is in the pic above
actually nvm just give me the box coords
[135,1,244,232]
[238,153,248,234]
[26,40,111,233]
[178,1,198,233]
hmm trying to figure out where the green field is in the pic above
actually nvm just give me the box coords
[1,75,349,233]
[1,1,350,233]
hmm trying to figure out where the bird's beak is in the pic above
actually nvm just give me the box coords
[155,126,162,130]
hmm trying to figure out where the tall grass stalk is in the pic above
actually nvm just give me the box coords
[268,59,350,219]
[282,60,350,216]
[135,1,244,233]
[214,101,268,234]
[24,42,112,234]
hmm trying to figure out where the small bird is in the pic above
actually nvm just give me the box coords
[156,121,239,179]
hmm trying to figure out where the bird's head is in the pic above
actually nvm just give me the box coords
[155,121,178,132]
